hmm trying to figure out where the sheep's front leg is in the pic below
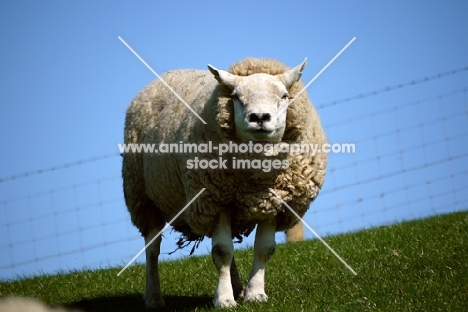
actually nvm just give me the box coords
[212,210,236,308]
[244,219,276,302]
[144,227,165,308]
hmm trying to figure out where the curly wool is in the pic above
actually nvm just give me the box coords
[209,58,327,233]
[122,58,327,240]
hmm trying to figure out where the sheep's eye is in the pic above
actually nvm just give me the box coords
[282,93,289,100]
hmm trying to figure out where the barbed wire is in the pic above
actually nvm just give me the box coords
[0,153,119,184]
[1,175,120,205]
[317,66,468,109]
[323,87,468,129]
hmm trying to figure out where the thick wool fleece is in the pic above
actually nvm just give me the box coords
[122,58,327,240]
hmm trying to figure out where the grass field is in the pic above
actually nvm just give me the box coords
[1,211,467,311]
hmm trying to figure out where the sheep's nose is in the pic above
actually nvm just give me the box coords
[248,113,271,124]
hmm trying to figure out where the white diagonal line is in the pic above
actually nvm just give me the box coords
[276,37,356,120]
[118,36,207,125]
[117,188,206,276]
[269,188,357,275]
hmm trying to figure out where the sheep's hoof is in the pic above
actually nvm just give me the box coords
[233,286,245,300]
[244,292,268,303]
[144,295,165,309]
[213,297,237,309]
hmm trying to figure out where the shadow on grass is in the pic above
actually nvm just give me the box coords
[67,294,213,312]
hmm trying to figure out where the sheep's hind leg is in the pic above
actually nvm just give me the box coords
[244,219,276,303]
[212,210,236,308]
[144,227,165,308]
[230,256,245,300]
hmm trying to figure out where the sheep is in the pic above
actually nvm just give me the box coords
[286,222,304,242]
[122,57,327,309]
[0,297,80,312]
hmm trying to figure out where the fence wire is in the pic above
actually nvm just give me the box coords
[1,76,467,280]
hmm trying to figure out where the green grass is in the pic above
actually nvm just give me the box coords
[1,212,467,311]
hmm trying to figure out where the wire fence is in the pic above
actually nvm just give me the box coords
[314,87,468,236]
[1,73,468,280]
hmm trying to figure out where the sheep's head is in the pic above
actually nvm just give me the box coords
[208,59,307,142]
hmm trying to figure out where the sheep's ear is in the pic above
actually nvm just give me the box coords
[278,58,307,88]
[207,64,238,89]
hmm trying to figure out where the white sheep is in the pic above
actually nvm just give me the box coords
[0,297,80,312]
[122,58,327,308]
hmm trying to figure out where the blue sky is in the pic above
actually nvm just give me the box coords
[1,1,467,279]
